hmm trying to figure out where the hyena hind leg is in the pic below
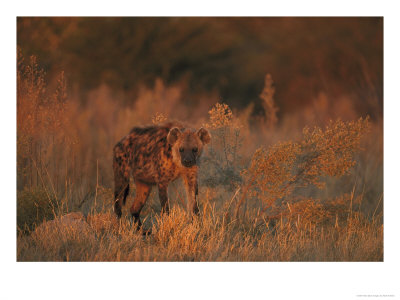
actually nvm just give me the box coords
[130,181,152,229]
[113,150,130,218]
[113,174,130,219]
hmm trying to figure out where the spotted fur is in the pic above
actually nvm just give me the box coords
[113,122,211,228]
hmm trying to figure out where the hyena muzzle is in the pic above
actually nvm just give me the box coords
[112,122,211,229]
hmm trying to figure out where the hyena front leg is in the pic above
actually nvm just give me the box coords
[183,171,199,216]
[158,183,170,215]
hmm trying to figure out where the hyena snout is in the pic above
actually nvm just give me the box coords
[181,150,197,167]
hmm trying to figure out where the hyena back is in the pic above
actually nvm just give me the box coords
[113,122,211,227]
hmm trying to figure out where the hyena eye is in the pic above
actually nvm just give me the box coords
[179,147,184,153]
[192,147,198,153]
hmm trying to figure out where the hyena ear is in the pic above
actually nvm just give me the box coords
[197,127,211,145]
[167,127,182,145]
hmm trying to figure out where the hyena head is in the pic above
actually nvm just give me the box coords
[167,127,211,168]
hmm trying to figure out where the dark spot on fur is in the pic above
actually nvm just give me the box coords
[165,145,172,158]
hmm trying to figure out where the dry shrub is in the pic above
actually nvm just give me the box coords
[151,112,168,125]
[236,117,370,218]
[264,193,366,230]
[201,103,245,189]
[17,50,75,228]
[17,49,72,192]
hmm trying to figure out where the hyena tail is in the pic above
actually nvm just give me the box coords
[113,144,130,218]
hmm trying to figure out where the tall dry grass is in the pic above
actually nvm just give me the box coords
[17,52,383,261]
[17,204,382,261]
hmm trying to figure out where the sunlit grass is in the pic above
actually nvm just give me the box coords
[17,200,383,261]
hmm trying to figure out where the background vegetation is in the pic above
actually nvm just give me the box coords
[17,17,383,261]
[17,17,382,118]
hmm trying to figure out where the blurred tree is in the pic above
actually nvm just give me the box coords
[17,17,383,119]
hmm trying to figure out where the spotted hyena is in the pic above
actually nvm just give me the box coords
[113,122,211,228]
